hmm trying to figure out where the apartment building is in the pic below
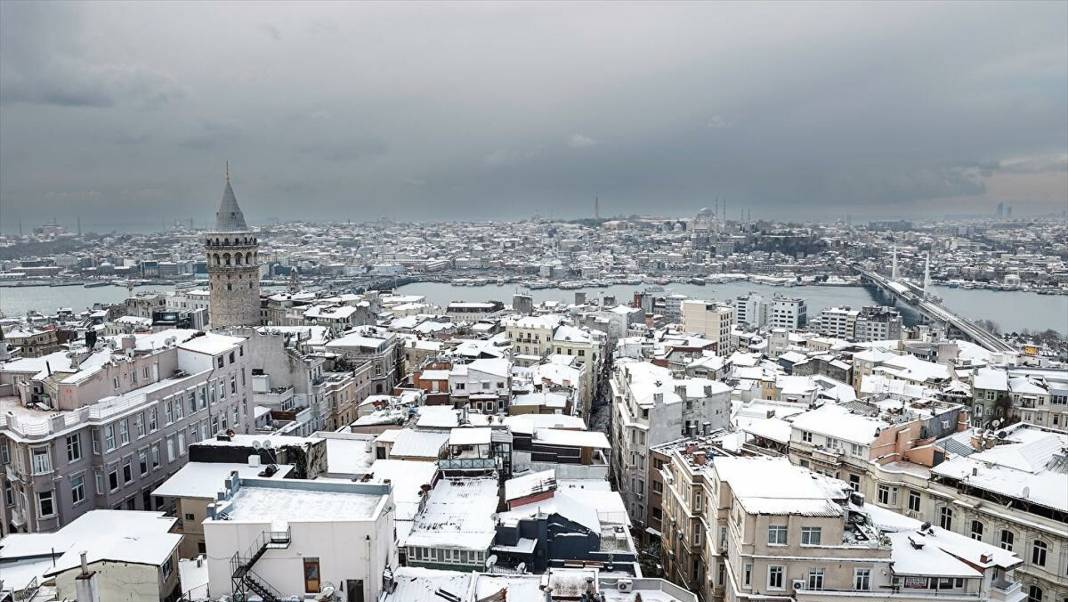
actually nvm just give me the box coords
[504,314,564,357]
[680,300,735,357]
[733,293,767,329]
[609,360,730,532]
[815,306,859,340]
[203,476,396,601]
[550,324,606,417]
[674,455,1027,602]
[324,325,402,395]
[769,296,807,330]
[854,305,903,342]
[0,329,250,534]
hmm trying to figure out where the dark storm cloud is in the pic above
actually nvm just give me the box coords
[1,1,1065,229]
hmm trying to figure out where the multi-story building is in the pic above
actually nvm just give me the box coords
[815,306,859,340]
[325,326,402,395]
[733,293,767,329]
[680,300,735,357]
[609,360,730,532]
[203,475,396,601]
[504,314,564,357]
[926,424,1067,602]
[1,326,60,358]
[550,324,606,418]
[769,296,807,330]
[685,455,1027,602]
[0,329,250,534]
[854,305,903,342]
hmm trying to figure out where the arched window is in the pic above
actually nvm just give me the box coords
[234,253,242,265]
[224,238,230,246]
[246,252,252,264]
[1027,585,1042,602]
[1000,529,1014,551]
[970,520,983,540]
[223,253,231,266]
[1031,540,1047,567]
[213,253,221,266]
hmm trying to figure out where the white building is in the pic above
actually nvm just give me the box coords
[609,360,731,529]
[733,293,768,329]
[769,296,807,330]
[203,476,396,601]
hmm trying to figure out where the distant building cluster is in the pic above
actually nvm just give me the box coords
[0,175,1065,602]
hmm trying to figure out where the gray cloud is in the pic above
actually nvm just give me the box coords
[1,1,1065,228]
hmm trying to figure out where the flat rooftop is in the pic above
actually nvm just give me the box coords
[211,481,388,523]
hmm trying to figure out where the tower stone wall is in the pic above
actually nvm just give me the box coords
[206,168,261,328]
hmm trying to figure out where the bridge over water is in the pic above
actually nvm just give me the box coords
[855,265,1015,353]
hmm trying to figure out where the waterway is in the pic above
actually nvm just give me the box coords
[1,281,1065,335]
[395,281,1068,336]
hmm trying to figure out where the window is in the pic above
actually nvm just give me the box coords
[118,420,130,445]
[135,413,145,438]
[1028,585,1043,602]
[303,558,321,593]
[162,557,174,580]
[71,474,85,505]
[939,507,953,531]
[109,469,119,491]
[908,490,921,512]
[807,569,825,591]
[31,447,52,474]
[95,472,105,495]
[1000,529,1014,552]
[801,431,812,443]
[66,434,82,462]
[970,520,984,541]
[148,408,158,431]
[848,474,860,491]
[123,461,132,483]
[150,445,160,469]
[1032,540,1047,567]
[139,451,148,475]
[767,566,784,590]
[743,563,752,587]
[38,490,55,517]
[854,568,871,591]
[768,525,788,545]
[104,424,116,450]
[801,527,822,546]
[166,438,176,463]
[878,485,898,506]
[217,356,224,369]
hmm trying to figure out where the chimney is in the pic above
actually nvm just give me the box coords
[693,451,707,465]
[75,551,101,602]
[541,585,553,602]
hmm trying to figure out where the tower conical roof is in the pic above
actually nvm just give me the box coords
[215,164,248,232]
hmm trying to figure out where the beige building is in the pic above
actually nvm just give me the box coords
[681,300,735,357]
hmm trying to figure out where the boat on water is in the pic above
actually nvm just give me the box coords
[84,281,110,288]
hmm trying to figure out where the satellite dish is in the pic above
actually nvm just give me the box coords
[991,419,1001,427]
[263,440,274,449]
[252,440,263,450]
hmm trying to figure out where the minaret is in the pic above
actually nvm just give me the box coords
[205,163,261,328]
[891,246,898,281]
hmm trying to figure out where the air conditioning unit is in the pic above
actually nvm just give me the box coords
[617,579,633,593]
[792,579,806,592]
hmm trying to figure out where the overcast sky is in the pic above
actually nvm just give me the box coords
[1,1,1065,230]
